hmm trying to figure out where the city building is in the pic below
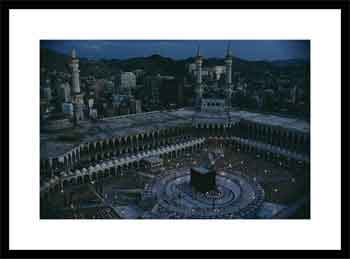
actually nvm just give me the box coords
[42,87,52,102]
[59,83,71,103]
[116,72,137,93]
[143,74,176,110]
[188,63,196,74]
[130,98,142,114]
[61,102,74,117]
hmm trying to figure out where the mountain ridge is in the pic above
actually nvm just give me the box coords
[40,47,309,79]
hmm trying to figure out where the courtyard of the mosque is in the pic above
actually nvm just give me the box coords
[41,140,310,219]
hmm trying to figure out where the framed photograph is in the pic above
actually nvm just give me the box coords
[1,0,349,258]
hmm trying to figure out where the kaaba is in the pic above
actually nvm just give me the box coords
[190,166,216,193]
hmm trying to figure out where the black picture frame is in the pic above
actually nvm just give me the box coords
[0,0,349,258]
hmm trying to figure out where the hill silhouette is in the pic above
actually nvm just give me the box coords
[40,47,309,80]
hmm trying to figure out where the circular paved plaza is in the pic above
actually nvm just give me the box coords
[143,168,265,219]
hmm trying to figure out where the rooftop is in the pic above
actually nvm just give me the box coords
[41,108,309,159]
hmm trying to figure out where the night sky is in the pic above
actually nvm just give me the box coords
[41,40,310,61]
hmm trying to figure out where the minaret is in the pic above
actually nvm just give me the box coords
[195,45,203,110]
[70,48,85,124]
[225,42,233,111]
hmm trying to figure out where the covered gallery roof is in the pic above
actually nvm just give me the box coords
[40,108,309,159]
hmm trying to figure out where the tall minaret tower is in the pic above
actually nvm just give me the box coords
[70,49,85,124]
[195,45,203,110]
[225,42,233,111]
